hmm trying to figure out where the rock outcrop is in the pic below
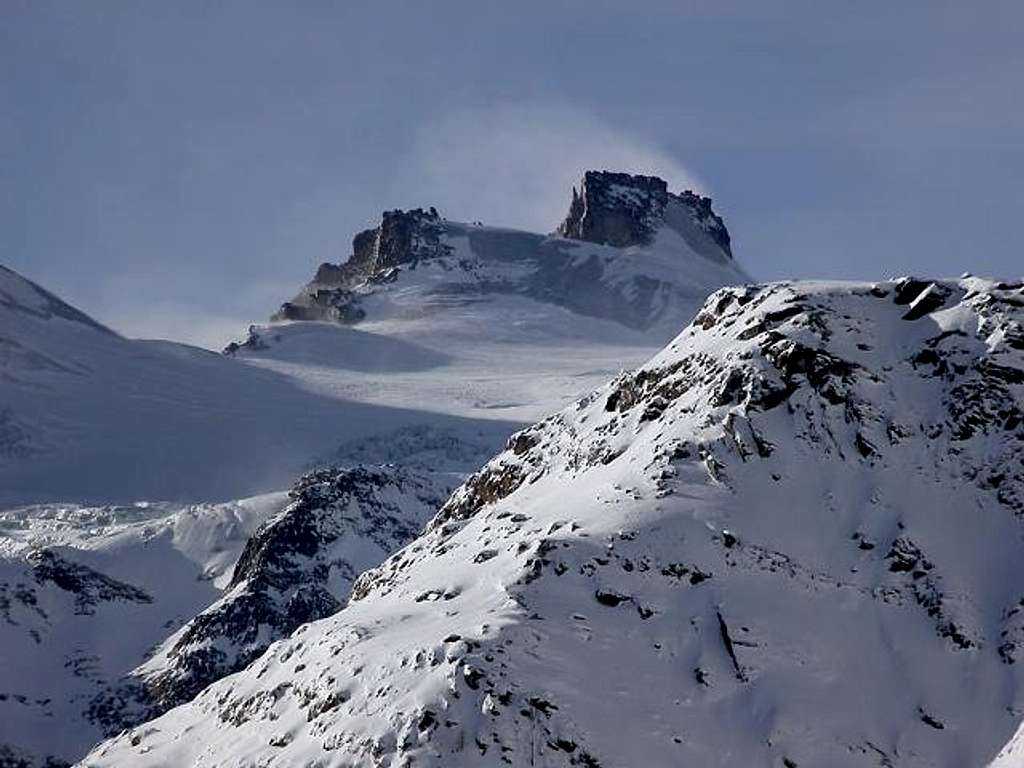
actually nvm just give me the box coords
[233,170,748,339]
[273,208,451,323]
[111,464,450,723]
[556,170,732,256]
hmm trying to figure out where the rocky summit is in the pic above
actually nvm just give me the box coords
[273,207,451,323]
[556,169,732,255]
[248,170,745,337]
[86,276,1024,768]
[7,166,1023,768]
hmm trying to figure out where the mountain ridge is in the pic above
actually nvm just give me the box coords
[85,275,1024,767]
[0,263,519,506]
[251,170,746,336]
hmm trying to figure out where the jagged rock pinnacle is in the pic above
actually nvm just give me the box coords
[556,170,732,257]
[273,207,450,322]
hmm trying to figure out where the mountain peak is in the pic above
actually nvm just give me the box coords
[254,172,749,336]
[556,169,732,257]
[274,207,450,322]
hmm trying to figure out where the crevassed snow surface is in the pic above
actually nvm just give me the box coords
[84,277,1024,767]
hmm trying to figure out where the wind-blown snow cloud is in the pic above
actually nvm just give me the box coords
[96,273,289,349]
[103,304,246,350]
[394,104,705,233]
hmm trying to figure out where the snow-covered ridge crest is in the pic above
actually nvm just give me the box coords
[0,265,117,338]
[245,169,747,339]
[87,276,1024,768]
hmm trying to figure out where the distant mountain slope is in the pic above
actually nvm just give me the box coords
[260,170,746,335]
[2,170,754,767]
[0,493,287,767]
[86,276,1024,767]
[0,432,493,767]
[0,172,749,505]
[224,170,749,428]
[128,464,454,721]
[0,265,515,506]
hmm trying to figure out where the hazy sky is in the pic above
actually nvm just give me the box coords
[4,2,1023,348]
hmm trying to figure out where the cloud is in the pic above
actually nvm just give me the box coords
[820,63,1024,162]
[99,302,245,350]
[81,269,297,350]
[392,103,705,233]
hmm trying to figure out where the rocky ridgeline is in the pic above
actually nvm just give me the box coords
[90,276,1024,768]
[272,208,451,323]
[0,549,151,630]
[225,170,745,342]
[86,464,451,736]
[556,169,732,254]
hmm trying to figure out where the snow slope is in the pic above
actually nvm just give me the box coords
[0,265,516,506]
[227,171,749,426]
[0,456,478,767]
[84,277,1024,768]
[1,172,748,505]
[990,720,1024,767]
[1,170,752,767]
[0,493,287,766]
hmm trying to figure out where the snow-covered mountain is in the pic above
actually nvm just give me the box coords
[0,268,513,765]
[261,170,742,335]
[0,172,748,505]
[0,402,511,767]
[1,169,752,767]
[0,265,514,506]
[84,276,1024,768]
[128,463,456,720]
[0,493,288,767]
[0,458,463,767]
[223,170,748,434]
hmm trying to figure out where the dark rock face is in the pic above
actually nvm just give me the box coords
[556,170,732,256]
[557,171,669,248]
[272,208,451,323]
[369,207,451,271]
[122,464,447,721]
[0,550,151,623]
[892,277,954,321]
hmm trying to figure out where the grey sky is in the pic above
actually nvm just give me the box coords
[3,2,1022,348]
